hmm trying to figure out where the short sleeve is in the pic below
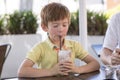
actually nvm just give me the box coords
[103,13,119,51]
[74,41,88,60]
[26,43,42,63]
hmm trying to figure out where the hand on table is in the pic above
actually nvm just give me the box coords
[50,62,69,76]
[59,60,79,74]
[50,59,79,76]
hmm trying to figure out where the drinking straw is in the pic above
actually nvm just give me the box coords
[59,35,62,50]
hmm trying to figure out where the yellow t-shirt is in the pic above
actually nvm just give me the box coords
[26,38,88,69]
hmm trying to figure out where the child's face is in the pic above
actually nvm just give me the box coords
[47,18,69,42]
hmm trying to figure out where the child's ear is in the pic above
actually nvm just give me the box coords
[41,24,48,32]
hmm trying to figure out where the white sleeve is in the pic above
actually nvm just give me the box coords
[103,14,118,51]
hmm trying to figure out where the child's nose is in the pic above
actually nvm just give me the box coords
[59,26,63,31]
[58,27,63,35]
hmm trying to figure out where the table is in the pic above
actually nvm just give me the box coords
[1,69,116,80]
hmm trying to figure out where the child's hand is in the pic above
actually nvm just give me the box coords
[60,60,79,74]
[50,62,69,76]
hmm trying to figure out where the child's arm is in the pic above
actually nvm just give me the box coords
[77,54,100,74]
[61,54,100,74]
[17,59,68,77]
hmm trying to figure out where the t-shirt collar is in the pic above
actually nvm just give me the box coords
[45,38,72,50]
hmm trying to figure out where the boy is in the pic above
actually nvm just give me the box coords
[18,2,100,77]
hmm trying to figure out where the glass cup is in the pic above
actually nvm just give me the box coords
[58,50,71,62]
[104,65,116,80]
[116,65,120,80]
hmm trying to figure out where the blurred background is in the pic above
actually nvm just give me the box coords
[0,0,120,78]
[0,0,120,36]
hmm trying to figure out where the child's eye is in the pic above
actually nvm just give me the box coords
[63,24,68,27]
[53,25,58,28]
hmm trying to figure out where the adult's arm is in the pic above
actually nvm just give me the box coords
[100,48,120,65]
[100,48,113,65]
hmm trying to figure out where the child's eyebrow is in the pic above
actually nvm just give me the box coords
[63,22,69,24]
[51,22,59,24]
[51,21,69,24]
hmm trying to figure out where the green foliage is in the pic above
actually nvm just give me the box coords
[7,11,23,34]
[69,10,108,35]
[21,11,38,34]
[7,11,37,34]
[68,11,79,35]
[87,11,108,35]
[0,16,5,35]
[0,10,108,35]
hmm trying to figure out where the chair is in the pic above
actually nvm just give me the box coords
[91,44,102,57]
[0,44,11,78]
